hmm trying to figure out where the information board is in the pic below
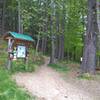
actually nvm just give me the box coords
[17,45,26,58]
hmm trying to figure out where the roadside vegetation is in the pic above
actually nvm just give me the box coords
[11,51,45,73]
[48,62,70,73]
[0,68,36,100]
[0,41,44,100]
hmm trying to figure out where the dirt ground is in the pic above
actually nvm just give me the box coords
[13,58,100,100]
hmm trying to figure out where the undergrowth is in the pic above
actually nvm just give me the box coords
[0,47,44,73]
[11,53,44,73]
[78,73,94,80]
[0,40,44,100]
[48,63,70,73]
[0,69,35,100]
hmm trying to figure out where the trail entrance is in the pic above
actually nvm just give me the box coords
[13,58,100,100]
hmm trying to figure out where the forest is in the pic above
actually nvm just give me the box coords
[0,0,100,100]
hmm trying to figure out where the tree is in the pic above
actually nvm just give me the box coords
[65,0,84,62]
[49,0,56,64]
[0,0,6,35]
[1,0,93,68]
[57,0,65,60]
[17,0,23,33]
[81,0,98,74]
[96,0,100,67]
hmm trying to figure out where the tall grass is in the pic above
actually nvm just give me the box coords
[0,69,35,100]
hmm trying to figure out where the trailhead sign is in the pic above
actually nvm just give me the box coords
[3,31,34,70]
[17,45,26,58]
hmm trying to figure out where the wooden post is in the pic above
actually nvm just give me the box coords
[7,39,12,70]
[25,48,29,70]
[25,57,28,70]
[7,54,12,70]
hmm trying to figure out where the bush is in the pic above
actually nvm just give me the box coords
[11,59,37,73]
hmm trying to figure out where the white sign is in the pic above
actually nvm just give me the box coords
[17,45,26,58]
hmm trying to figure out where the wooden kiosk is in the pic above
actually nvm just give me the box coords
[4,31,34,70]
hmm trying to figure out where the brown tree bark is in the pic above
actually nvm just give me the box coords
[1,0,6,34]
[57,0,65,60]
[96,1,100,67]
[0,0,4,35]
[17,0,23,33]
[81,0,98,74]
[49,0,56,64]
[49,15,56,64]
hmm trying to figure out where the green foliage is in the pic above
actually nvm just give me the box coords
[0,41,8,67]
[0,69,35,100]
[96,51,100,56]
[0,40,44,73]
[11,59,35,72]
[78,73,94,80]
[4,0,88,62]
[48,63,69,73]
[0,41,36,99]
[0,40,41,100]
[11,49,44,73]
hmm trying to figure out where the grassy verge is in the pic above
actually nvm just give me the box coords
[48,63,70,73]
[11,53,44,73]
[0,69,35,100]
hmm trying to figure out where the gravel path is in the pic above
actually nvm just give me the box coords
[13,59,100,100]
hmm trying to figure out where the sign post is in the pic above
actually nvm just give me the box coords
[17,45,28,70]
[7,39,13,70]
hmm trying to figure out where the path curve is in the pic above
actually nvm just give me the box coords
[13,58,97,100]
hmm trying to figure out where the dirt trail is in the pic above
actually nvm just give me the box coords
[13,58,100,100]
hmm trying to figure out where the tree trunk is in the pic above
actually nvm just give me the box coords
[81,0,98,74]
[58,0,65,60]
[67,48,70,61]
[0,1,3,35]
[41,37,44,53]
[36,34,40,56]
[97,1,100,32]
[41,37,47,54]
[2,0,5,34]
[49,0,56,64]
[43,37,47,54]
[60,34,64,59]
[50,36,56,64]
[18,0,23,33]
[49,14,56,63]
[55,35,59,58]
[58,35,62,60]
[49,14,55,64]
[96,1,100,67]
